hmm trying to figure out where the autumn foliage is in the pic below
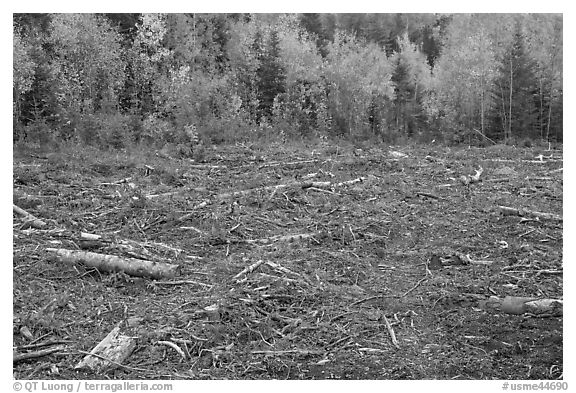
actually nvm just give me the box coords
[13,13,563,149]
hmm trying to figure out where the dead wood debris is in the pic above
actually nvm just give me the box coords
[383,314,400,349]
[499,205,562,221]
[233,259,265,280]
[75,326,136,371]
[482,296,563,317]
[13,204,47,229]
[46,248,180,279]
[460,167,483,185]
[217,176,369,200]
[13,144,562,379]
[13,345,67,363]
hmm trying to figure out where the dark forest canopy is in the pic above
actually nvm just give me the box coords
[13,13,562,147]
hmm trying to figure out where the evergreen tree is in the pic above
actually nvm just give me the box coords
[391,56,415,135]
[364,14,389,48]
[322,14,337,42]
[299,13,328,57]
[489,22,539,140]
[103,13,140,44]
[299,13,323,37]
[256,30,286,122]
[385,14,405,56]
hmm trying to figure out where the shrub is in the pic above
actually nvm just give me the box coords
[96,113,131,149]
[141,114,175,147]
[24,119,55,146]
[520,137,533,148]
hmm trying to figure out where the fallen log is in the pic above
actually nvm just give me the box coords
[75,326,136,371]
[258,159,318,169]
[47,248,180,279]
[13,204,47,229]
[241,233,317,245]
[217,176,371,200]
[187,164,227,170]
[483,296,563,317]
[499,206,562,221]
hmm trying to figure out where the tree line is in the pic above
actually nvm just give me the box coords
[13,13,563,150]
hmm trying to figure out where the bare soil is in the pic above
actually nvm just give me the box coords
[13,142,563,380]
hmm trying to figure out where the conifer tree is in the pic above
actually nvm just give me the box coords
[256,30,286,122]
[299,13,328,57]
[490,22,539,140]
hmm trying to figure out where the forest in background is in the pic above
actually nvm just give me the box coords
[13,13,563,152]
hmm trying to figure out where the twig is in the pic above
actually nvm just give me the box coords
[16,340,73,350]
[178,201,210,222]
[519,228,537,238]
[265,261,304,280]
[254,216,288,227]
[179,225,207,235]
[100,177,132,185]
[472,128,497,145]
[546,167,563,175]
[534,269,563,277]
[415,191,446,201]
[307,187,340,195]
[156,341,187,360]
[13,346,66,363]
[251,349,323,356]
[325,335,352,350]
[258,159,318,169]
[351,295,388,306]
[401,276,428,297]
[154,280,213,289]
[358,347,387,353]
[525,177,553,182]
[383,315,400,349]
[233,259,265,279]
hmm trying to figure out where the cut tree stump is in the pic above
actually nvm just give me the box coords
[47,248,180,279]
[75,326,136,371]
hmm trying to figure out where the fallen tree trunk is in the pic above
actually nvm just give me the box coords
[483,296,563,317]
[217,176,371,200]
[46,248,180,279]
[499,206,562,221]
[13,204,47,229]
[239,232,317,245]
